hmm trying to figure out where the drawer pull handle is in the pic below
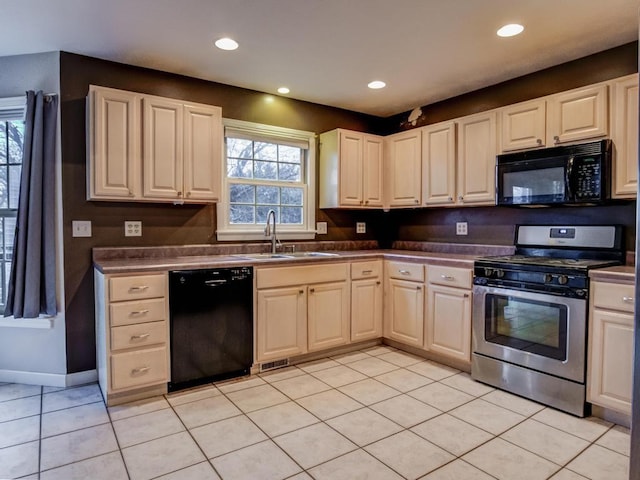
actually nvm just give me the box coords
[399,270,411,275]
[362,270,373,275]
[130,333,150,340]
[623,296,634,303]
[130,309,149,316]
[131,366,150,376]
[441,275,455,281]
[129,286,149,292]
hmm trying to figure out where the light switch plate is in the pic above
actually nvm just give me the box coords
[316,222,328,234]
[356,222,366,234]
[125,221,142,237]
[72,220,92,238]
[456,222,468,235]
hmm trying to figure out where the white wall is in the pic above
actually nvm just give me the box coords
[0,52,68,382]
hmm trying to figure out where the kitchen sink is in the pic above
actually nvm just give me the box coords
[232,251,340,260]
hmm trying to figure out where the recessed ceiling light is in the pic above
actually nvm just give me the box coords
[368,80,386,90]
[497,24,524,37]
[214,37,239,50]
[277,87,290,94]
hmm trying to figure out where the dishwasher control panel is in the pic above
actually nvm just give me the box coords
[230,267,253,281]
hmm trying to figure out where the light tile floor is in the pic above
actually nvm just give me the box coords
[0,345,631,480]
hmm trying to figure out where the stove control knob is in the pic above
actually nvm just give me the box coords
[558,275,569,285]
[544,274,553,283]
[483,268,493,277]
[576,289,586,297]
[495,269,505,279]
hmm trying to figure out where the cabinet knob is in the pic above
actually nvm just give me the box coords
[623,296,634,303]
[177,191,183,197]
[310,288,315,293]
[186,192,191,197]
[458,195,463,201]
[360,200,363,205]
[553,135,560,144]
[376,281,381,285]
[414,199,419,204]
[416,286,422,290]
[536,138,542,145]
[365,200,369,205]
[298,290,304,295]
[448,196,453,202]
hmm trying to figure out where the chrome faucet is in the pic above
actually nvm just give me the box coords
[264,209,278,254]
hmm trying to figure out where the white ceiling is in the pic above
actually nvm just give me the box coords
[0,0,637,116]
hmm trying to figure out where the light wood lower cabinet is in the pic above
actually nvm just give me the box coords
[351,261,383,342]
[95,271,169,406]
[255,263,350,363]
[588,280,635,415]
[384,261,425,348]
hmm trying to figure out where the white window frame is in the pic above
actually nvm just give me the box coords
[216,118,317,241]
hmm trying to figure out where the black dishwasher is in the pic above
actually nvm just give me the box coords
[168,267,253,392]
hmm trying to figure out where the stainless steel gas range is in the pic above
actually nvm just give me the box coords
[471,225,624,417]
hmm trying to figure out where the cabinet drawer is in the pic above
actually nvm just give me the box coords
[592,282,635,313]
[428,265,472,289]
[110,321,167,351]
[351,260,382,280]
[109,274,166,302]
[110,298,167,327]
[386,261,424,282]
[110,346,167,390]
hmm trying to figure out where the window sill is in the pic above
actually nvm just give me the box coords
[0,316,53,329]
[216,229,317,242]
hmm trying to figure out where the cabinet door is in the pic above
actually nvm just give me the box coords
[611,74,638,199]
[257,286,307,362]
[547,84,608,145]
[338,130,364,206]
[307,281,350,351]
[500,99,546,151]
[457,111,497,205]
[183,104,222,202]
[422,122,456,206]
[351,278,382,342]
[426,284,471,363]
[385,278,424,347]
[143,97,183,199]
[89,87,140,199]
[363,134,384,207]
[588,309,633,414]
[386,130,422,207]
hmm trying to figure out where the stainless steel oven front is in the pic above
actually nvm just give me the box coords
[471,284,588,416]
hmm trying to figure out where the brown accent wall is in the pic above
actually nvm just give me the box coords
[59,52,384,372]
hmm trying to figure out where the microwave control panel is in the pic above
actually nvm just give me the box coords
[573,157,602,200]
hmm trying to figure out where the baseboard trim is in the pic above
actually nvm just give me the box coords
[0,369,98,387]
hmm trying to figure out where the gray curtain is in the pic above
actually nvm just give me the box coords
[4,91,57,318]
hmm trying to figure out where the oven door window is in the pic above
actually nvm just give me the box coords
[484,293,567,360]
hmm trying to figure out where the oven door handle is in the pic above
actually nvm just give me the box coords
[565,155,574,201]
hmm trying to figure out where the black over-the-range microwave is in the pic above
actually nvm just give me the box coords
[496,139,612,206]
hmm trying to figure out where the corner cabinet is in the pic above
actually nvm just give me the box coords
[94,271,170,406]
[385,129,422,207]
[588,280,635,415]
[319,129,383,208]
[456,111,497,206]
[88,85,222,204]
[610,74,638,199]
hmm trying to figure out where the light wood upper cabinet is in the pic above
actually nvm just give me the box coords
[610,74,638,199]
[143,97,184,199]
[183,104,223,201]
[88,86,140,200]
[588,280,635,415]
[547,84,608,145]
[319,129,383,208]
[421,122,456,206]
[456,111,497,206]
[385,129,422,207]
[88,85,222,204]
[500,99,546,151]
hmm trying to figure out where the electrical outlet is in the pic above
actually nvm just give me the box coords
[456,222,468,235]
[125,221,142,237]
[72,220,92,238]
[316,221,328,234]
[356,222,366,234]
